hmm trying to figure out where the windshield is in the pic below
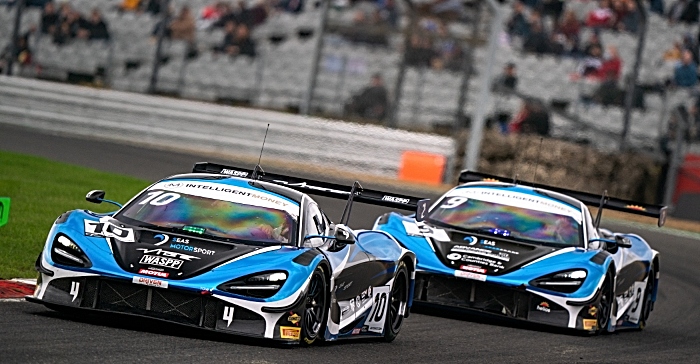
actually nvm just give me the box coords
[117,189,296,245]
[427,190,582,247]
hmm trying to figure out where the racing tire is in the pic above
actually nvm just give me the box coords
[383,262,408,343]
[595,271,615,335]
[300,266,328,346]
[638,264,656,330]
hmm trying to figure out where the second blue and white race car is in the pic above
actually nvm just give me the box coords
[374,170,666,334]
[28,162,417,344]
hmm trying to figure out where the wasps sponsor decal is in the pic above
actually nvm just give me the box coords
[280,326,301,340]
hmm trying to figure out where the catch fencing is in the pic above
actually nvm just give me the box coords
[0,75,455,179]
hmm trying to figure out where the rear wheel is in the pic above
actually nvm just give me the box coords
[301,266,327,345]
[639,265,656,330]
[595,271,615,335]
[383,262,408,342]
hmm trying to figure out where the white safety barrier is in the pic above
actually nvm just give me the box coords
[0,76,455,179]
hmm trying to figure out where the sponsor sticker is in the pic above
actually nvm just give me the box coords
[280,326,301,340]
[583,319,598,330]
[460,265,487,274]
[139,255,183,269]
[287,313,301,325]
[132,276,168,288]
[536,301,551,313]
[381,195,410,204]
[138,268,169,278]
[588,306,597,317]
[220,169,249,177]
[352,328,361,335]
[454,270,487,281]
[446,253,462,261]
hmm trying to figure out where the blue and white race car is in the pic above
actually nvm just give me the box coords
[374,170,666,334]
[29,162,417,344]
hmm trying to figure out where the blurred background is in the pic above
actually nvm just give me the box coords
[2,0,700,220]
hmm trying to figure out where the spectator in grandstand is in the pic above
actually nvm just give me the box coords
[145,0,163,15]
[578,44,604,77]
[406,34,438,68]
[618,0,641,33]
[0,35,32,73]
[40,1,59,35]
[275,0,304,13]
[507,1,531,39]
[119,0,141,12]
[523,20,550,55]
[649,0,665,14]
[169,5,196,43]
[220,23,256,58]
[540,0,565,21]
[673,49,699,87]
[78,9,110,41]
[494,62,518,92]
[582,31,604,57]
[52,20,72,45]
[379,0,399,28]
[668,0,699,24]
[508,98,551,136]
[586,0,615,29]
[664,41,683,63]
[598,45,622,80]
[344,73,389,121]
[590,70,624,106]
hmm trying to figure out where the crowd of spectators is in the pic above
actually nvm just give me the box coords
[40,2,111,45]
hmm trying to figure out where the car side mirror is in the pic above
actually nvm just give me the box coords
[85,190,123,208]
[415,199,430,222]
[333,224,356,244]
[614,235,632,248]
[86,190,106,204]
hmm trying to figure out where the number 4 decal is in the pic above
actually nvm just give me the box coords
[366,285,391,333]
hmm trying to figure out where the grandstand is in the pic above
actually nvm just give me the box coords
[1,0,699,154]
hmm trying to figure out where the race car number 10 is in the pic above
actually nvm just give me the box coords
[139,191,181,206]
[366,285,391,333]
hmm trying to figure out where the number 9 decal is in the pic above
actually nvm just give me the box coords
[441,197,467,209]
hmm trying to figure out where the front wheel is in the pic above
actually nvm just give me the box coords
[383,262,408,342]
[595,271,615,335]
[301,266,328,345]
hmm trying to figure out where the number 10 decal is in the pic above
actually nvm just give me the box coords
[366,285,391,333]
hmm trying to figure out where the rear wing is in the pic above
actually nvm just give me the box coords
[192,162,425,212]
[459,170,667,227]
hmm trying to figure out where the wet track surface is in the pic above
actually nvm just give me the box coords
[2,124,700,363]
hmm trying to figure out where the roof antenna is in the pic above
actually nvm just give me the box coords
[251,124,269,180]
[593,190,609,229]
[531,137,544,185]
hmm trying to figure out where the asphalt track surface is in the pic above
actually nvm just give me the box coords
[2,124,700,363]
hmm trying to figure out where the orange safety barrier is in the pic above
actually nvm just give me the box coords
[398,151,446,186]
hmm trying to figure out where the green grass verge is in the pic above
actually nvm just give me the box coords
[0,151,149,279]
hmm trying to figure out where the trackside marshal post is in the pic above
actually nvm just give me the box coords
[0,198,9,227]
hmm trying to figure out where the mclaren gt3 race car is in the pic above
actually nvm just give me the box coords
[29,162,417,344]
[374,170,666,334]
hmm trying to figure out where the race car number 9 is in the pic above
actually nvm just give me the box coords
[139,191,181,206]
[366,285,391,334]
[441,197,467,209]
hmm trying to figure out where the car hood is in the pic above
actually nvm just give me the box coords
[93,217,275,280]
[430,228,558,276]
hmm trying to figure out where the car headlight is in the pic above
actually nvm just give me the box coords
[50,234,92,268]
[530,269,587,294]
[217,271,287,299]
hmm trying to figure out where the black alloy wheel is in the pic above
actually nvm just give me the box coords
[301,266,327,345]
[383,262,408,342]
[596,271,614,334]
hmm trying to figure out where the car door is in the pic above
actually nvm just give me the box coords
[302,201,373,328]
